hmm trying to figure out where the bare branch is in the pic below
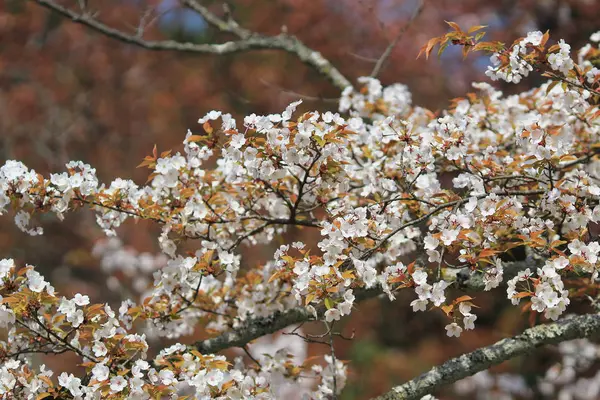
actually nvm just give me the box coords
[31,0,353,91]
[372,313,600,400]
[370,0,425,78]
[135,6,156,38]
[348,51,379,63]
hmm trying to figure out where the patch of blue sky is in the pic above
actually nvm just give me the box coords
[156,0,208,33]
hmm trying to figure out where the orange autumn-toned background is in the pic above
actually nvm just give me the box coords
[1,1,599,398]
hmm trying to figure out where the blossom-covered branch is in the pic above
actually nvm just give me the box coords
[31,0,353,91]
[1,20,600,398]
[195,256,544,355]
[421,22,600,98]
[373,313,600,400]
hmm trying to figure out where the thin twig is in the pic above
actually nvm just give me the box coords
[242,345,262,369]
[370,0,425,78]
[260,79,339,103]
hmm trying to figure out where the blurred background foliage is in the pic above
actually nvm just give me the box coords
[1,0,599,398]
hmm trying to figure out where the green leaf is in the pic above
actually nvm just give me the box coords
[324,297,333,310]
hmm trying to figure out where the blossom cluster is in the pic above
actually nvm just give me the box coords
[0,259,342,399]
[92,238,168,294]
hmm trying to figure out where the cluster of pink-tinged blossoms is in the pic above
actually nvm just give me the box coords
[0,27,599,399]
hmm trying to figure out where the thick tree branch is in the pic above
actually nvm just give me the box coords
[31,0,353,91]
[194,287,381,354]
[195,306,315,354]
[372,313,600,400]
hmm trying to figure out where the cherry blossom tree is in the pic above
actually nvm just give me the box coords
[1,1,600,399]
